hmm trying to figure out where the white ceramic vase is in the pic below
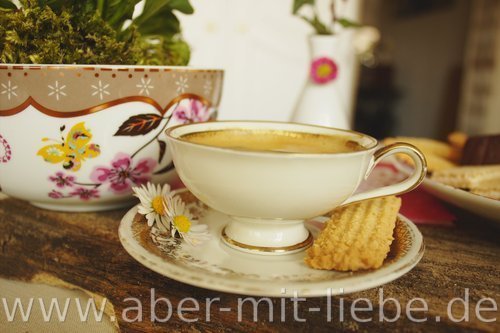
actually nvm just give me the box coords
[291,35,351,129]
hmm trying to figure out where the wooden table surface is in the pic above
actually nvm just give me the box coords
[0,197,499,332]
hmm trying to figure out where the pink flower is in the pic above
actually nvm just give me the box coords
[90,153,157,194]
[70,187,100,200]
[49,172,75,188]
[0,134,12,163]
[49,190,64,199]
[310,57,338,84]
[173,100,211,124]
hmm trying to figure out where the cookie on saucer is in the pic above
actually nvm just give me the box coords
[305,196,401,271]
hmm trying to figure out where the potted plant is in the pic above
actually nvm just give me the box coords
[0,0,224,211]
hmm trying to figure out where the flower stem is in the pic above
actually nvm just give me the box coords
[130,103,179,159]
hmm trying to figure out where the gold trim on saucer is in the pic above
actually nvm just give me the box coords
[221,227,314,253]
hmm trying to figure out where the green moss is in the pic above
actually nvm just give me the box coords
[137,36,190,66]
[0,0,191,65]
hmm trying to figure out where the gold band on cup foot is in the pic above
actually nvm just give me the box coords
[221,227,313,255]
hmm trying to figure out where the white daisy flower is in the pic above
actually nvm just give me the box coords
[165,194,211,246]
[132,183,171,232]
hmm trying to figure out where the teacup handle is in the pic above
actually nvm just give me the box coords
[341,143,427,206]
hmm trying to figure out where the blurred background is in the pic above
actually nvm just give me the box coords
[178,0,500,139]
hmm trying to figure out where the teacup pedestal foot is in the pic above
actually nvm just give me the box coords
[221,216,313,255]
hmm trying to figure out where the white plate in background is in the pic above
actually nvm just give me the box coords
[421,177,500,223]
[391,157,500,224]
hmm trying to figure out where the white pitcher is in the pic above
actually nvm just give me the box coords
[291,34,354,129]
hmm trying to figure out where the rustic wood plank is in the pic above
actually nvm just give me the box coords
[0,198,498,332]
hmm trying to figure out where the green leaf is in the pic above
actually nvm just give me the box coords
[134,0,173,27]
[137,11,180,37]
[293,0,314,14]
[137,0,193,26]
[107,0,141,29]
[301,15,332,35]
[36,0,66,12]
[337,17,362,29]
[167,0,194,14]
[0,0,16,11]
[133,0,194,38]
[96,0,106,17]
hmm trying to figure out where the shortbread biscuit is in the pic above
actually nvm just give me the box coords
[305,196,401,271]
[447,131,468,150]
[383,137,454,159]
[431,165,500,190]
[470,188,500,200]
[397,152,456,172]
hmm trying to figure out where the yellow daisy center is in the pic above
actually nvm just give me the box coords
[151,196,165,215]
[173,215,191,233]
[317,64,332,78]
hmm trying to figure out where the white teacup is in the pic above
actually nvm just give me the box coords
[166,121,426,255]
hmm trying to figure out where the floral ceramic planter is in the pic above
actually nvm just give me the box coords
[0,64,224,211]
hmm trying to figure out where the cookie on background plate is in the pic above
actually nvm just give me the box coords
[383,137,458,161]
[431,165,500,190]
[470,188,500,200]
[383,137,458,172]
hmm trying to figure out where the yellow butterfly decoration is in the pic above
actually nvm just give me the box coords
[37,122,101,172]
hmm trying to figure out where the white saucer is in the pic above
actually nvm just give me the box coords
[119,190,424,297]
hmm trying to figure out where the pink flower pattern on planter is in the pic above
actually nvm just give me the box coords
[90,153,157,194]
[173,99,211,124]
[0,134,12,163]
[46,172,100,200]
[46,153,156,200]
[49,172,75,188]
[70,187,100,200]
[43,96,213,201]
[310,57,338,84]
[49,190,64,199]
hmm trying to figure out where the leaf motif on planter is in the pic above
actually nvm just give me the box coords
[158,139,166,163]
[154,161,175,175]
[114,114,163,136]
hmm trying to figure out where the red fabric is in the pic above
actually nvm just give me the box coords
[400,187,455,226]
